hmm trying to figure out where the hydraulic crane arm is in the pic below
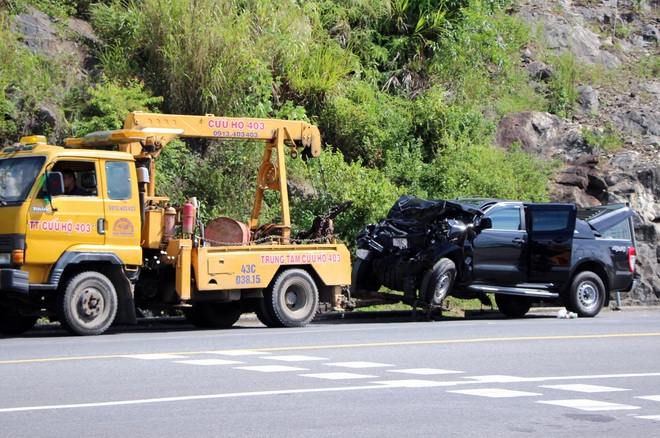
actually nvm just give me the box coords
[65,112,325,239]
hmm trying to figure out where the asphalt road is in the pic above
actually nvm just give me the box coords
[1,307,659,437]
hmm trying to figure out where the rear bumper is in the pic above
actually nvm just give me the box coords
[0,269,29,294]
[623,278,638,293]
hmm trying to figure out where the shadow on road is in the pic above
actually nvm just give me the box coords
[4,306,565,338]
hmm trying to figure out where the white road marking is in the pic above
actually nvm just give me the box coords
[464,375,533,383]
[207,350,269,356]
[538,399,640,411]
[0,382,448,413]
[637,395,660,402]
[324,361,393,369]
[541,384,629,393]
[374,380,457,388]
[636,415,660,421]
[122,354,188,360]
[262,355,328,362]
[234,365,308,372]
[174,359,243,366]
[449,388,542,398]
[388,368,464,375]
[300,372,378,380]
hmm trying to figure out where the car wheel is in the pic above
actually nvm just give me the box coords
[495,294,532,318]
[568,271,605,317]
[420,258,456,305]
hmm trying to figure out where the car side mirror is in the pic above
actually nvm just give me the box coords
[474,216,492,232]
[47,172,64,196]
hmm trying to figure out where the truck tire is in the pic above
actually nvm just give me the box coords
[249,296,279,328]
[420,258,456,305]
[264,269,318,327]
[58,271,118,336]
[495,294,532,318]
[0,305,38,335]
[184,302,242,328]
[568,271,605,317]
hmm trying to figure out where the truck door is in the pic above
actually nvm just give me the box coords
[526,204,576,284]
[26,160,105,265]
[102,161,141,254]
[471,204,527,285]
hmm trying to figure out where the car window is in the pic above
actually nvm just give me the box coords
[488,207,521,231]
[530,210,572,232]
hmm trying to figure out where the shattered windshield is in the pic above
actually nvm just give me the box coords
[0,156,46,204]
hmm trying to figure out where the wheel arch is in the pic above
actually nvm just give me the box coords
[268,264,338,304]
[53,253,137,325]
[418,249,462,303]
[569,260,611,306]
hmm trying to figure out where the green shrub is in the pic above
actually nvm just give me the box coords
[288,149,401,247]
[581,124,624,155]
[70,76,163,136]
[546,53,579,118]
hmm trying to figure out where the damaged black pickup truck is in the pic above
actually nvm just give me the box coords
[351,196,637,318]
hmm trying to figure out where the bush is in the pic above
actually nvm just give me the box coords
[70,76,162,136]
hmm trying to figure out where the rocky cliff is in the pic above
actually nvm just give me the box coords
[497,0,659,305]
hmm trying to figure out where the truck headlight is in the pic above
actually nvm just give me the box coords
[0,253,11,265]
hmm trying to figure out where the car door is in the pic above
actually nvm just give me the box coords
[526,204,576,285]
[471,204,527,285]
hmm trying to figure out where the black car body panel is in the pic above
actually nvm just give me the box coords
[353,196,637,317]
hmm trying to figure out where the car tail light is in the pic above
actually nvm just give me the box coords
[628,246,636,273]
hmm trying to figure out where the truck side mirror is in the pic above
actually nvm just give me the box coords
[474,216,492,232]
[47,172,65,196]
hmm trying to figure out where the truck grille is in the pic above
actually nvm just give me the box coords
[0,234,23,251]
[0,236,12,251]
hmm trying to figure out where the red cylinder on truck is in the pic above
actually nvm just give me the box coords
[182,201,195,235]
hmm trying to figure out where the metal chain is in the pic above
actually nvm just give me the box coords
[200,234,343,247]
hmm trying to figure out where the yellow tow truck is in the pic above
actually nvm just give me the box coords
[0,112,351,335]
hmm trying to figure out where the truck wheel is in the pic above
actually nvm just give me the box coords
[249,296,279,328]
[0,305,38,335]
[421,258,456,305]
[265,269,319,327]
[568,272,605,317]
[184,302,242,328]
[495,295,532,318]
[58,271,118,336]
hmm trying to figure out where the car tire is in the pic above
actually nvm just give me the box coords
[568,271,605,317]
[495,294,532,318]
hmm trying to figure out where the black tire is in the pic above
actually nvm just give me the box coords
[495,294,532,318]
[420,258,456,305]
[58,271,118,336]
[184,302,242,328]
[264,269,319,327]
[249,296,280,328]
[350,258,382,294]
[568,271,605,317]
[0,305,38,335]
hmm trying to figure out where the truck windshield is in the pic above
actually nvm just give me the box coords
[0,156,46,204]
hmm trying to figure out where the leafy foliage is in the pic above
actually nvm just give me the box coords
[4,0,566,246]
[70,76,162,136]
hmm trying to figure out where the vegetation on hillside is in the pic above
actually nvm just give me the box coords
[1,0,582,245]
